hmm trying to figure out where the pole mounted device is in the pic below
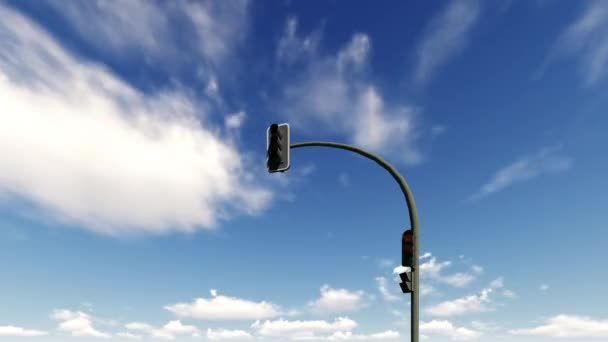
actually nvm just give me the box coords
[266,123,290,173]
[400,229,414,293]
[265,125,420,342]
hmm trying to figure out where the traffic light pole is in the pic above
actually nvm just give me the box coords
[290,141,419,342]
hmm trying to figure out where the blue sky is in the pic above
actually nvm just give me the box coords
[1,0,607,341]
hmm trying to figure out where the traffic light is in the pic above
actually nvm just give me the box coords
[399,270,414,293]
[402,229,414,267]
[267,123,290,173]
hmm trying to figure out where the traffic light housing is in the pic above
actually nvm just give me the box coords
[402,229,414,267]
[399,270,413,293]
[267,123,290,173]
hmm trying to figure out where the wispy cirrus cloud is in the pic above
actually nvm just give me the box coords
[277,16,322,65]
[276,17,423,164]
[546,1,608,86]
[395,255,477,288]
[0,4,271,236]
[413,0,481,86]
[470,145,572,200]
[375,277,401,302]
[42,0,249,68]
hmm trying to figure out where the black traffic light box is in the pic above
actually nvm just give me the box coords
[267,123,290,173]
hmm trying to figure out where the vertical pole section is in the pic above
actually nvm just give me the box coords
[290,142,419,342]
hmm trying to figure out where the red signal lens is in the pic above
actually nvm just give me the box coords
[403,230,413,243]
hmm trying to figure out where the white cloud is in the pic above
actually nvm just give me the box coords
[0,5,271,236]
[471,265,483,274]
[502,289,517,299]
[337,34,371,71]
[308,285,367,313]
[251,317,357,338]
[0,326,48,337]
[44,0,249,67]
[421,320,481,340]
[52,309,110,338]
[420,252,433,260]
[540,284,550,291]
[278,19,422,164]
[414,0,481,85]
[277,17,322,64]
[225,111,247,129]
[420,256,476,287]
[470,320,500,332]
[327,330,400,340]
[125,320,200,340]
[441,272,475,287]
[552,1,608,86]
[116,332,142,339]
[420,284,436,296]
[207,328,253,340]
[375,277,401,302]
[184,1,250,65]
[471,145,573,200]
[489,277,504,289]
[509,314,608,338]
[425,287,493,317]
[419,257,451,278]
[165,292,282,320]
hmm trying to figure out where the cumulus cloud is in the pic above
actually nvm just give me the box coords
[471,145,572,200]
[308,285,367,313]
[116,332,142,339]
[207,328,253,340]
[125,320,200,340]
[52,309,110,338]
[0,326,48,337]
[421,320,481,340]
[327,330,400,340]
[470,320,500,332]
[509,314,608,338]
[277,18,422,164]
[414,0,481,85]
[0,4,271,236]
[165,291,282,320]
[251,317,357,338]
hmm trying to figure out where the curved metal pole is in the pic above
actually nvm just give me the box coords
[291,141,419,342]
